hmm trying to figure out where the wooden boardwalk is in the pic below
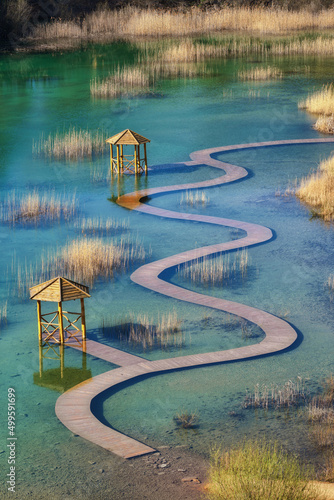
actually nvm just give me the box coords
[56,138,334,459]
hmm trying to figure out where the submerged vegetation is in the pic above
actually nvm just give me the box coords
[0,190,76,225]
[296,153,334,220]
[179,250,249,286]
[174,410,198,429]
[33,127,106,160]
[207,440,317,500]
[100,311,184,350]
[180,190,209,207]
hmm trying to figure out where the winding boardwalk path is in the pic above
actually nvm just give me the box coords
[56,138,334,459]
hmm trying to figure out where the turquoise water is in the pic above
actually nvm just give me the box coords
[0,45,334,495]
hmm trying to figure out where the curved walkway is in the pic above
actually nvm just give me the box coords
[56,138,334,459]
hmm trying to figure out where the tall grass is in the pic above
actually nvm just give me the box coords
[299,84,334,116]
[244,377,309,410]
[308,375,334,450]
[207,440,317,500]
[238,66,283,80]
[0,190,76,225]
[28,7,334,44]
[179,250,249,286]
[180,190,209,207]
[100,310,184,350]
[33,127,106,160]
[0,301,7,330]
[74,217,129,236]
[314,115,334,134]
[13,236,147,296]
[90,66,151,98]
[296,153,334,220]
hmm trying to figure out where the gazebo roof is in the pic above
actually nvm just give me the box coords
[105,129,150,146]
[29,277,90,302]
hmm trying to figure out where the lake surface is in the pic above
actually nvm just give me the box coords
[0,42,333,495]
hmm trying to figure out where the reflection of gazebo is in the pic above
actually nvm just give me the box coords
[29,277,90,345]
[33,343,92,393]
[106,129,150,175]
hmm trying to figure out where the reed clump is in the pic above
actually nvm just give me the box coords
[238,66,283,81]
[299,84,334,116]
[90,66,151,98]
[101,310,183,350]
[0,301,8,330]
[33,127,106,160]
[308,375,334,449]
[207,440,317,500]
[314,115,334,135]
[174,411,198,429]
[13,235,146,296]
[327,274,334,295]
[179,249,249,286]
[180,190,209,207]
[0,190,76,225]
[244,377,308,410]
[296,153,334,220]
[74,217,129,236]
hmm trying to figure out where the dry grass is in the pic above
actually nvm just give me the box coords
[74,217,129,236]
[308,375,334,450]
[179,249,249,286]
[101,310,184,350]
[238,66,283,81]
[314,115,334,134]
[299,84,334,116]
[321,453,334,482]
[13,235,147,296]
[244,377,308,410]
[296,153,334,220]
[29,7,334,44]
[207,440,317,500]
[90,66,151,98]
[0,190,76,225]
[0,301,7,330]
[33,127,106,160]
[180,190,209,207]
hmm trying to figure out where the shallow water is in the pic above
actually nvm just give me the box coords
[0,45,333,495]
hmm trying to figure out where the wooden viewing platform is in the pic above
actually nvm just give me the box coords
[56,137,334,459]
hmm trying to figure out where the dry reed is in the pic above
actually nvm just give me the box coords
[327,274,334,293]
[13,235,146,296]
[90,66,151,98]
[238,66,283,81]
[173,411,198,428]
[0,301,7,330]
[0,190,76,225]
[314,115,334,134]
[29,7,334,43]
[101,310,183,350]
[296,153,334,220]
[33,127,106,160]
[179,249,249,286]
[244,377,308,409]
[308,375,334,449]
[299,84,334,116]
[74,217,129,236]
[180,190,209,207]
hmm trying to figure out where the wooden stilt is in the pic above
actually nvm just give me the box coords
[39,343,43,377]
[110,144,113,175]
[134,145,138,174]
[37,300,42,344]
[60,344,64,379]
[144,143,148,175]
[81,298,86,340]
[58,302,64,344]
[116,145,120,174]
[120,145,124,172]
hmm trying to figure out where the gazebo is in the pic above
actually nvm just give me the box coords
[29,277,90,345]
[105,129,150,175]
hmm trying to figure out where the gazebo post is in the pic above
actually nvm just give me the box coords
[37,300,42,344]
[134,145,138,174]
[58,301,64,344]
[81,298,86,340]
[116,145,121,174]
[110,144,113,175]
[120,145,124,172]
[144,143,148,175]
